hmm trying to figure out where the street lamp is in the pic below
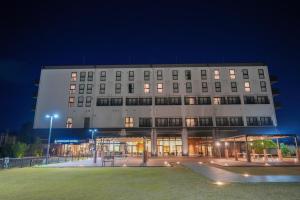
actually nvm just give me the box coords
[89,129,98,163]
[45,113,59,164]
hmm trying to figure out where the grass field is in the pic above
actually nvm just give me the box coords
[0,167,299,200]
[219,166,300,175]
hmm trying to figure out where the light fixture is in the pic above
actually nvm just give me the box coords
[198,161,203,165]
[214,181,224,186]
[215,142,221,146]
[243,173,249,177]
[225,142,229,146]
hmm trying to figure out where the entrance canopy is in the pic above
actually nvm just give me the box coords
[219,134,295,142]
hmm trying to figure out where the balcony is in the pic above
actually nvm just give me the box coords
[274,102,282,110]
[270,75,278,84]
[272,88,280,96]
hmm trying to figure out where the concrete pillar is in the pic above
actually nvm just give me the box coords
[182,128,188,156]
[234,138,238,161]
[263,149,268,162]
[225,148,229,159]
[245,136,251,162]
[151,129,157,156]
[276,138,283,161]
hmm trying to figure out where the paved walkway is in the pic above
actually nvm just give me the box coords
[183,162,300,183]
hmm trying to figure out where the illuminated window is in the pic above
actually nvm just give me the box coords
[157,70,163,80]
[185,97,196,105]
[100,71,106,81]
[244,82,251,92]
[71,72,77,81]
[214,97,221,105]
[157,83,163,93]
[144,83,150,93]
[125,117,134,127]
[69,84,76,94]
[68,96,75,107]
[229,69,236,80]
[186,118,198,127]
[214,70,220,80]
[66,118,73,128]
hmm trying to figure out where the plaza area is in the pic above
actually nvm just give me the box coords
[0,166,300,200]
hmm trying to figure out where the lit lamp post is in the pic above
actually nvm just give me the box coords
[215,141,221,158]
[45,114,59,164]
[89,129,98,163]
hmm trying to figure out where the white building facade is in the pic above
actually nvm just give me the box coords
[34,63,277,156]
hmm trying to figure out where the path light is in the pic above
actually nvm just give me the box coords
[122,163,127,167]
[210,160,214,164]
[176,161,180,165]
[198,161,203,165]
[225,142,229,146]
[294,158,298,163]
[164,161,168,165]
[214,181,225,186]
[224,163,229,166]
[215,141,221,147]
[243,173,250,177]
[45,113,59,164]
[265,163,270,166]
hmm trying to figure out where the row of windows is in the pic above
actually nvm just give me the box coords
[69,81,268,95]
[70,69,266,82]
[69,95,270,107]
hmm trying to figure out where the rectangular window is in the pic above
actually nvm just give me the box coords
[258,69,265,79]
[69,84,76,94]
[144,71,150,81]
[157,70,163,80]
[214,70,220,80]
[198,97,211,105]
[125,117,134,127]
[169,118,182,127]
[231,82,237,92]
[139,98,152,105]
[227,96,241,104]
[244,96,256,104]
[71,72,77,81]
[186,118,198,127]
[144,83,150,93]
[128,83,134,93]
[184,97,197,105]
[199,117,213,126]
[129,71,134,81]
[80,72,86,81]
[229,69,236,80]
[169,97,181,105]
[66,118,73,128]
[244,82,251,92]
[155,118,169,127]
[100,71,106,81]
[229,117,243,126]
[115,83,121,94]
[260,81,267,92]
[86,96,92,107]
[99,83,105,94]
[79,84,85,94]
[202,82,208,92]
[215,82,221,92]
[216,117,229,126]
[242,69,249,79]
[126,98,139,106]
[201,70,207,80]
[185,70,191,80]
[87,84,93,94]
[155,97,169,105]
[173,82,179,93]
[214,97,226,105]
[260,117,273,126]
[257,96,269,104]
[116,71,121,81]
[96,98,110,106]
[111,98,123,106]
[77,96,84,107]
[157,83,163,93]
[247,117,259,126]
[87,71,93,81]
[139,118,152,127]
[186,82,192,93]
[68,96,75,107]
[172,70,178,80]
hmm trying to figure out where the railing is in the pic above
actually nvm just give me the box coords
[0,155,90,169]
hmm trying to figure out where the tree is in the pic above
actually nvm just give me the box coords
[27,137,43,157]
[252,140,277,154]
[11,142,28,158]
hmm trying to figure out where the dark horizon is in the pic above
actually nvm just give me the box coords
[1,1,300,134]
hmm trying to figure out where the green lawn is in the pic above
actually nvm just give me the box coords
[0,167,299,200]
[219,166,300,175]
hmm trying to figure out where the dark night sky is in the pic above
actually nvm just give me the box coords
[0,1,299,133]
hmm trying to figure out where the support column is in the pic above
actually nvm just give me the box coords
[182,128,188,156]
[295,136,300,162]
[263,149,268,162]
[276,138,283,161]
[234,138,238,161]
[151,129,157,157]
[245,136,251,162]
[143,137,147,165]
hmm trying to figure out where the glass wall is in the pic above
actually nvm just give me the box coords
[157,137,182,156]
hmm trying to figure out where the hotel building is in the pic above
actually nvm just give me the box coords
[33,63,279,157]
